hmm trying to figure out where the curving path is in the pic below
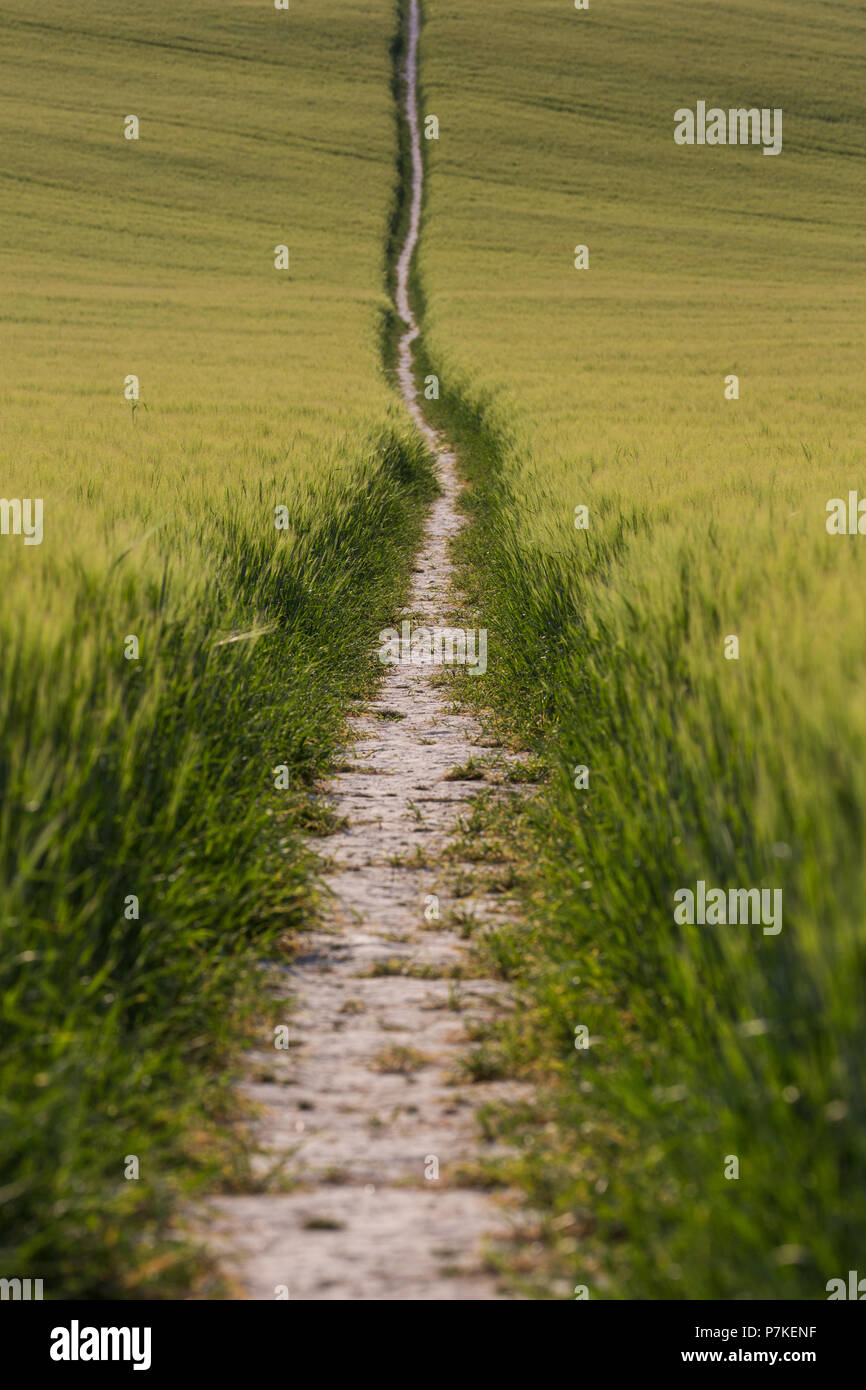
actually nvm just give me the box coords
[207,0,527,1301]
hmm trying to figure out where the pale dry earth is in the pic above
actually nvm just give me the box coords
[206,0,529,1300]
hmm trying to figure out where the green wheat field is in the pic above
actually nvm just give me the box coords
[1,0,864,1300]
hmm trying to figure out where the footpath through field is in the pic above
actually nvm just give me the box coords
[207,0,528,1300]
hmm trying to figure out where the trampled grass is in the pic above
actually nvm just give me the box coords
[0,0,436,1295]
[414,0,866,1297]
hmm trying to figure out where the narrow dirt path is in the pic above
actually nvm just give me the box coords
[207,0,526,1301]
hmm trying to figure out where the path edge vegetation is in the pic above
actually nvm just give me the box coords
[403,1,863,1290]
[0,8,438,1300]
